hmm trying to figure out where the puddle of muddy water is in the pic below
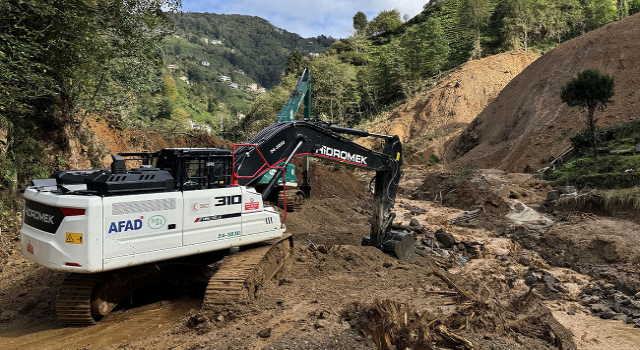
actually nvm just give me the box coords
[0,296,200,350]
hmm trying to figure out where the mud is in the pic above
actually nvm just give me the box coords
[1,166,640,349]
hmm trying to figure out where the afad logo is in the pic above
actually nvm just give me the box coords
[191,202,210,212]
[109,216,144,233]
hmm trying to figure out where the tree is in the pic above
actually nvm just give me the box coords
[368,9,403,36]
[163,76,179,102]
[285,48,304,76]
[618,0,630,18]
[353,11,368,33]
[560,69,615,155]
[501,0,547,51]
[460,0,493,59]
[400,18,449,80]
[311,55,360,125]
[583,0,617,32]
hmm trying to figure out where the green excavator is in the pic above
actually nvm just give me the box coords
[255,68,312,211]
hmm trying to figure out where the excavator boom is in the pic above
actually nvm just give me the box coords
[276,67,312,122]
[233,120,413,260]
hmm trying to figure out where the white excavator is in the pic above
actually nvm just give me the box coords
[20,120,413,326]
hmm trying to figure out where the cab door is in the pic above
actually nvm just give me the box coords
[182,187,242,246]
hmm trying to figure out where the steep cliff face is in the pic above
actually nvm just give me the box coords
[446,14,640,172]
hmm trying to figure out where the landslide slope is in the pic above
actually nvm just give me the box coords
[446,14,640,172]
[360,51,538,161]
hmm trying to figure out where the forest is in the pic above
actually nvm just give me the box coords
[235,0,640,139]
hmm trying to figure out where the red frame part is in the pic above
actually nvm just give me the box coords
[232,144,288,227]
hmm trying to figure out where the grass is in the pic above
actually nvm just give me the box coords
[544,119,640,189]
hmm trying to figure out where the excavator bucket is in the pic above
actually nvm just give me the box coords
[379,231,416,262]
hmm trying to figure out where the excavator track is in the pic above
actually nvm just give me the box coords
[55,274,102,326]
[203,234,293,308]
[277,190,304,212]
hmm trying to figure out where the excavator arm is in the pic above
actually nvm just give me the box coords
[233,120,414,261]
[276,67,312,122]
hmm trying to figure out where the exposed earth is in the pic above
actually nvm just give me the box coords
[446,13,640,173]
[1,164,640,350]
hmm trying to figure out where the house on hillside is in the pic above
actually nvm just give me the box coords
[237,70,245,75]
[228,83,239,89]
[237,113,246,120]
[218,76,231,82]
[211,40,223,45]
[189,120,212,135]
[201,61,210,67]
[178,76,190,85]
[230,49,235,54]
[246,83,258,92]
[257,87,267,94]
[172,34,181,39]
[309,53,320,58]
[200,37,209,44]
[167,64,178,72]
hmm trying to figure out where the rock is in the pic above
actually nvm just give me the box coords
[546,191,560,201]
[590,304,611,313]
[217,315,225,322]
[409,218,422,229]
[524,271,539,287]
[612,314,628,322]
[563,186,577,194]
[458,256,469,267]
[634,292,640,299]
[0,310,19,322]
[491,247,510,256]
[382,262,393,268]
[635,320,640,328]
[519,254,533,266]
[314,320,328,329]
[542,272,561,293]
[567,311,576,315]
[600,311,616,319]
[435,229,456,248]
[514,202,525,212]
[613,303,623,314]
[21,298,38,313]
[257,327,272,338]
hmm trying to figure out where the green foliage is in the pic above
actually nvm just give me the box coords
[583,0,618,31]
[561,69,615,154]
[310,55,360,125]
[167,12,334,88]
[353,11,369,33]
[561,69,615,109]
[286,48,305,75]
[368,10,404,36]
[545,120,640,189]
[460,0,493,58]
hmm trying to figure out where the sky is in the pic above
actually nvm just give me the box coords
[179,0,426,38]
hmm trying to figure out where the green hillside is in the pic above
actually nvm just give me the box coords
[167,12,335,88]
[161,13,335,131]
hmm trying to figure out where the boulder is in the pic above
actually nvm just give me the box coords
[435,229,456,248]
